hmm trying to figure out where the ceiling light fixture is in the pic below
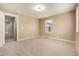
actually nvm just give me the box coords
[34,5,45,12]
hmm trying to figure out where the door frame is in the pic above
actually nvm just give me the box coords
[4,12,19,41]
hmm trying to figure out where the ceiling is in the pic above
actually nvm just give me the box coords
[0,3,76,18]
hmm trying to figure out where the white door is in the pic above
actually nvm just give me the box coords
[0,11,5,47]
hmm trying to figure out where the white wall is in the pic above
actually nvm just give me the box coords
[0,11,5,47]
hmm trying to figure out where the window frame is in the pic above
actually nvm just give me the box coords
[44,19,53,33]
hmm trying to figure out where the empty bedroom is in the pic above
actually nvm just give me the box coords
[0,3,79,56]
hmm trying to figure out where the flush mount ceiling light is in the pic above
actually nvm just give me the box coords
[34,5,45,12]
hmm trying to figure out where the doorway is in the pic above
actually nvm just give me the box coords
[5,15,17,43]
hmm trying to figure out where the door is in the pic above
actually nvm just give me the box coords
[5,15,16,42]
[0,11,5,47]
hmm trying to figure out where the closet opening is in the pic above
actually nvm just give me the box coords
[5,15,17,43]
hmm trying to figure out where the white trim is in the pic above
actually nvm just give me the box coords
[0,11,5,47]
[17,35,40,41]
[16,15,19,41]
[18,35,75,43]
[4,12,19,41]
[76,7,79,32]
[4,12,17,17]
[41,35,75,44]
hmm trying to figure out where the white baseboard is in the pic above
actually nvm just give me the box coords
[41,35,75,44]
[17,35,75,44]
[0,40,5,48]
[17,35,40,41]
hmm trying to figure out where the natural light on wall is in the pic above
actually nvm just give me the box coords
[45,20,52,33]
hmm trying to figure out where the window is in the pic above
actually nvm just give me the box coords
[45,20,52,32]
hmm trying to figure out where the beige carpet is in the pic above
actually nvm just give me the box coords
[0,37,78,56]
